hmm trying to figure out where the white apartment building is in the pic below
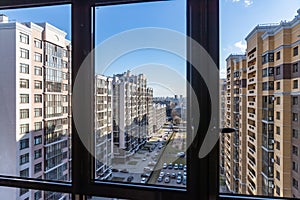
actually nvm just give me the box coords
[95,74,113,180]
[152,103,167,132]
[0,15,71,200]
[112,71,149,161]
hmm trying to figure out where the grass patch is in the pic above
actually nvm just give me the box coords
[127,161,138,165]
[111,177,125,182]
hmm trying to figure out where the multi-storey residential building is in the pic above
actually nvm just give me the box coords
[224,9,300,198]
[146,88,154,137]
[219,78,226,179]
[224,55,247,194]
[152,103,166,132]
[112,71,149,161]
[0,15,71,200]
[94,74,113,180]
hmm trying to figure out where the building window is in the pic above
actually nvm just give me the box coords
[63,95,68,102]
[20,79,29,88]
[293,63,299,73]
[34,52,42,62]
[276,97,280,105]
[34,191,42,200]
[276,81,280,90]
[20,188,29,196]
[20,153,29,165]
[34,162,42,174]
[34,135,42,145]
[34,108,42,117]
[20,138,29,150]
[276,141,280,150]
[34,66,42,76]
[293,80,298,89]
[293,178,299,189]
[34,122,42,131]
[276,186,280,195]
[34,39,42,49]
[34,94,42,103]
[293,96,298,105]
[34,80,42,89]
[293,113,298,122]
[276,111,280,120]
[20,63,29,74]
[276,155,280,165]
[293,145,298,156]
[63,84,68,91]
[293,161,298,172]
[34,149,42,159]
[276,51,281,60]
[63,61,68,68]
[63,106,68,113]
[276,170,280,180]
[20,48,29,59]
[276,126,280,135]
[20,94,29,103]
[20,168,29,178]
[20,32,29,44]
[293,129,299,139]
[20,109,29,119]
[275,66,280,75]
[293,46,299,56]
[20,124,29,134]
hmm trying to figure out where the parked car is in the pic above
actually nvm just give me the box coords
[141,177,147,183]
[171,172,176,179]
[141,173,150,178]
[174,163,178,170]
[179,164,183,170]
[177,152,185,158]
[157,176,163,182]
[120,169,129,173]
[163,163,167,169]
[168,163,173,169]
[159,171,165,177]
[164,177,170,183]
[176,176,182,184]
[127,176,134,182]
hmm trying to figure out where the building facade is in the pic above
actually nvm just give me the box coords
[0,15,72,200]
[224,9,300,198]
[112,71,149,161]
[95,74,113,180]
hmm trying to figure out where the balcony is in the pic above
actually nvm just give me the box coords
[248,113,255,119]
[248,125,256,132]
[248,90,256,96]
[248,135,255,144]
[248,101,256,108]
[248,65,256,73]
[248,77,256,85]
[248,147,255,155]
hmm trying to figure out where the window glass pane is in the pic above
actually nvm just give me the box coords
[220,0,300,198]
[0,186,71,200]
[0,4,72,190]
[90,0,187,188]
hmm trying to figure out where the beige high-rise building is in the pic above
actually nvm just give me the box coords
[224,9,300,198]
[0,15,72,200]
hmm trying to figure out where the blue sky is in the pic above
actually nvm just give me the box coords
[220,0,300,77]
[1,0,300,92]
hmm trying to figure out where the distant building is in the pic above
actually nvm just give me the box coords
[112,71,150,161]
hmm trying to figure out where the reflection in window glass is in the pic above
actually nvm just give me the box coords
[220,0,300,198]
[0,5,71,200]
[93,0,187,188]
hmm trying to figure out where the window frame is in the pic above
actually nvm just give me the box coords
[3,0,291,200]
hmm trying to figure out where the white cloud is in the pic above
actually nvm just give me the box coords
[230,0,253,7]
[234,40,247,53]
[244,0,253,7]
